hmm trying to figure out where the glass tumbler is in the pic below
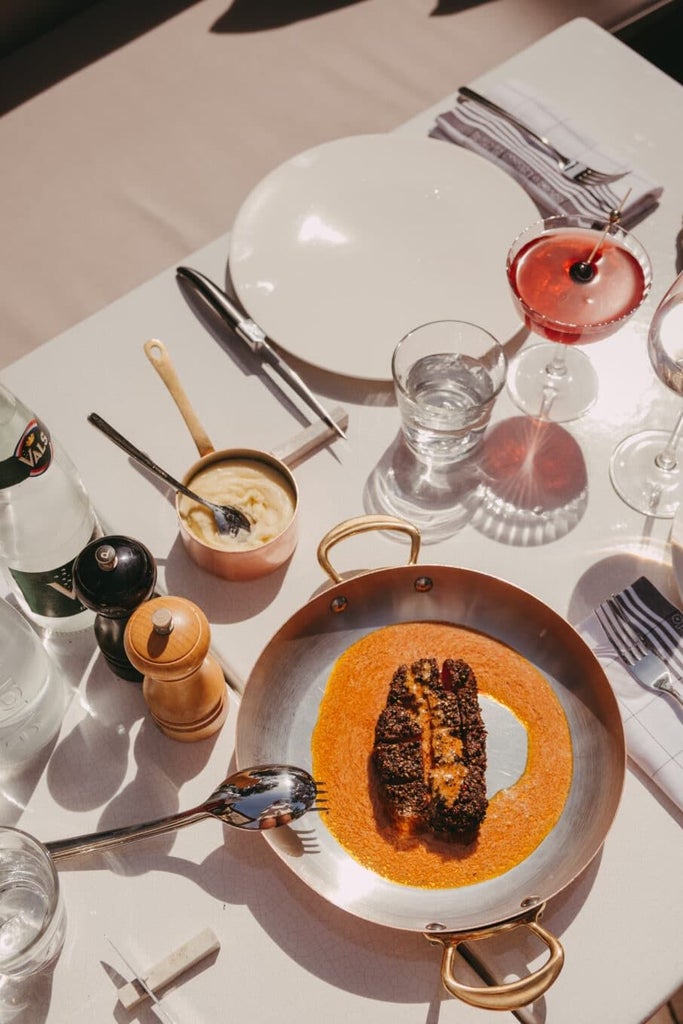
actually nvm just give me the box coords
[392,320,507,465]
[0,827,66,977]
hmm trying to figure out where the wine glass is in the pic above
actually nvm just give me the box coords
[506,214,652,423]
[610,272,683,517]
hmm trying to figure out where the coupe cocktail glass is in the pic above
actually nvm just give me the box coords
[610,272,683,517]
[506,215,652,422]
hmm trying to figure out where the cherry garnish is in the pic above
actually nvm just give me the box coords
[569,260,595,283]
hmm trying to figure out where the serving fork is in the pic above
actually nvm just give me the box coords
[595,599,683,708]
[458,86,630,187]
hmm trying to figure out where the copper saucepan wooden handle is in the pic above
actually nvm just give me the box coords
[144,338,215,457]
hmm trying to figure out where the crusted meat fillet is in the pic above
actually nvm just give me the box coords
[372,657,488,840]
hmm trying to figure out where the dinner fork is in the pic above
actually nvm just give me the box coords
[595,600,683,708]
[458,87,629,186]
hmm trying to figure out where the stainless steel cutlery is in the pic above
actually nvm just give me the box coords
[176,266,346,441]
[596,597,683,708]
[458,86,629,187]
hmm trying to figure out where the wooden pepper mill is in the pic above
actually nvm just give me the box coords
[123,595,228,742]
[73,535,157,682]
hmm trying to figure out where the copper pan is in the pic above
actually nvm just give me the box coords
[235,515,626,1010]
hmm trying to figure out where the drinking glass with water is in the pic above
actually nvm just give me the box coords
[392,320,507,465]
[0,827,66,977]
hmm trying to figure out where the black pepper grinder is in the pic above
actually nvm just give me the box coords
[73,535,157,681]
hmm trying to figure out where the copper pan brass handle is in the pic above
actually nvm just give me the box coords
[316,515,421,584]
[425,907,564,1010]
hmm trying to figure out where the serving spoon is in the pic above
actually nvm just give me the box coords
[46,765,325,861]
[88,412,252,536]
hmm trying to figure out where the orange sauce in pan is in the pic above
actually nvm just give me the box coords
[311,622,573,889]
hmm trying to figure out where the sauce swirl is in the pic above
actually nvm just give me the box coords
[312,622,573,889]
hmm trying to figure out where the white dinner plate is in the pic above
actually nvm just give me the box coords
[229,133,537,381]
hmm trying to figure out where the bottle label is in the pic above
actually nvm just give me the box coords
[9,529,98,619]
[0,419,52,490]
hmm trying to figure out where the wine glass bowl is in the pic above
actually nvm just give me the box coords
[610,273,683,518]
[506,215,652,422]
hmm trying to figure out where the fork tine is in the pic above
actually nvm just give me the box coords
[313,781,328,804]
[606,597,654,659]
[605,597,641,645]
[595,602,636,663]
[574,167,629,186]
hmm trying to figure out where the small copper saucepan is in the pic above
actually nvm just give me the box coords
[144,339,346,582]
[176,446,298,582]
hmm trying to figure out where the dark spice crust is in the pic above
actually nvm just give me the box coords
[372,656,488,841]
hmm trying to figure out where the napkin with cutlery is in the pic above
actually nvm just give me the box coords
[578,577,683,812]
[430,80,662,228]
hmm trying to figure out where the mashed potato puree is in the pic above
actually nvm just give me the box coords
[179,458,296,551]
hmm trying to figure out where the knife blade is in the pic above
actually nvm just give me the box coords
[176,265,346,440]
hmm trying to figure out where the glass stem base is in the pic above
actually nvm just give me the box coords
[507,342,598,423]
[610,427,683,518]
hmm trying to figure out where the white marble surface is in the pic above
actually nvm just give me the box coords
[1,18,682,1024]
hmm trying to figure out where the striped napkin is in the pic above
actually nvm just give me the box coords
[431,80,662,228]
[579,577,683,812]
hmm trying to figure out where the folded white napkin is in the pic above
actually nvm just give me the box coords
[431,79,662,228]
[578,577,683,812]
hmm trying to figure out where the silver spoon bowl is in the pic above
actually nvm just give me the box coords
[88,412,252,536]
[46,765,324,861]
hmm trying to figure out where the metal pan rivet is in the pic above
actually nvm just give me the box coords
[330,595,348,614]
[424,922,448,932]
[414,576,434,593]
[520,896,542,908]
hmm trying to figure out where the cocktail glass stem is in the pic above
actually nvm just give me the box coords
[546,349,568,381]
[537,349,568,420]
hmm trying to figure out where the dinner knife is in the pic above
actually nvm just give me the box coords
[176,265,346,440]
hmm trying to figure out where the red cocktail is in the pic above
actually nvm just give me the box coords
[506,216,651,421]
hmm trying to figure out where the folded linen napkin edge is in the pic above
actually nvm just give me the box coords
[431,79,663,228]
[579,576,683,814]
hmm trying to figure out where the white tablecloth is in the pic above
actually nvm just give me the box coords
[1,16,682,1024]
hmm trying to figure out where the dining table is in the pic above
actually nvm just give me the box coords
[1,16,682,1024]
